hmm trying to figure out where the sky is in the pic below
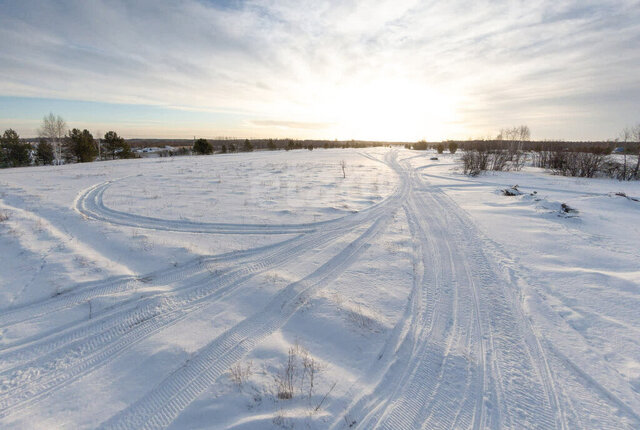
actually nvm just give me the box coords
[0,0,639,141]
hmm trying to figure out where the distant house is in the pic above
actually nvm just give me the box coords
[613,147,625,154]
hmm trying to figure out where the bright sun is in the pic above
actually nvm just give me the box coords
[324,78,458,141]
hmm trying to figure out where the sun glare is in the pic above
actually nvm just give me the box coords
[323,79,457,141]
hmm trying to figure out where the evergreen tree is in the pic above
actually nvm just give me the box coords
[64,129,97,163]
[267,139,276,150]
[1,129,31,167]
[103,131,131,159]
[193,138,213,155]
[286,140,295,151]
[242,139,253,152]
[221,144,227,153]
[35,139,55,165]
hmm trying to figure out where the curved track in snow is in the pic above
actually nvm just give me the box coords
[2,150,639,429]
[74,164,398,235]
[0,152,408,419]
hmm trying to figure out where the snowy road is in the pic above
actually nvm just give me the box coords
[0,149,639,429]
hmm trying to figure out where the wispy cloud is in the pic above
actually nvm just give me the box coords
[250,119,331,130]
[1,0,639,139]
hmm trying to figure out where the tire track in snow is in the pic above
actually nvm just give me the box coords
[100,207,396,430]
[0,235,302,330]
[74,166,397,235]
[419,165,640,429]
[1,152,403,352]
[345,191,483,429]
[421,183,561,429]
[0,218,365,417]
[0,151,407,420]
[416,179,559,429]
[332,161,564,429]
[328,163,483,430]
[0,235,312,374]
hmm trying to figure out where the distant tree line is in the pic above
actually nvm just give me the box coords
[404,124,640,180]
[1,113,134,169]
[188,137,391,155]
[453,125,640,180]
[6,115,638,181]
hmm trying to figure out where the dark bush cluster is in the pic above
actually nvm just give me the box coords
[412,141,428,150]
[193,138,213,155]
[460,141,527,175]
[460,139,640,179]
[541,146,610,178]
[0,129,31,167]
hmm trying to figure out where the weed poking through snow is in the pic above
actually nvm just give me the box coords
[229,361,253,388]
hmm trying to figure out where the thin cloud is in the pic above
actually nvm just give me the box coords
[0,0,638,139]
[250,119,331,130]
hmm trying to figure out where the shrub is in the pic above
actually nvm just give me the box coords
[413,141,428,150]
[275,347,297,399]
[461,150,489,176]
[229,361,252,388]
[436,143,445,154]
[448,142,458,154]
[193,138,213,155]
[548,147,610,178]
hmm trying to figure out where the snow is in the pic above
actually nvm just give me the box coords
[0,148,639,429]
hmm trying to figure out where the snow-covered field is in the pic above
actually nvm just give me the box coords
[0,148,639,429]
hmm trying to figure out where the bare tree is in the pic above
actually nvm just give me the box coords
[38,113,67,164]
[620,127,632,180]
[633,123,640,179]
[517,125,531,144]
[95,130,102,160]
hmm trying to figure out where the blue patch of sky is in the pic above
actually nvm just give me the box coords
[0,96,245,126]
[202,0,245,11]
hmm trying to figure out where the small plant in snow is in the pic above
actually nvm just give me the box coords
[229,361,253,388]
[340,160,347,178]
[0,210,9,222]
[347,303,375,331]
[272,341,323,402]
[275,347,297,399]
[302,354,319,400]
